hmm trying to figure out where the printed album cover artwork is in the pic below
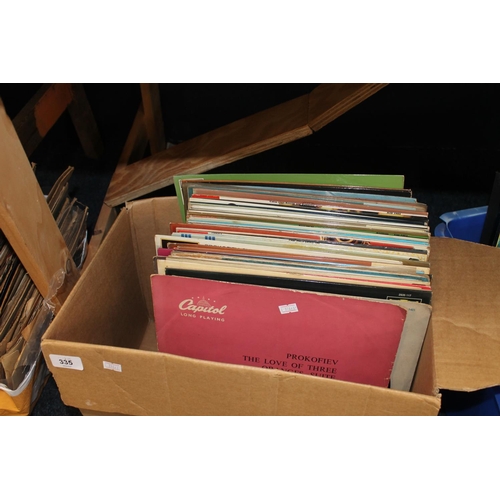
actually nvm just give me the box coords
[151,274,408,388]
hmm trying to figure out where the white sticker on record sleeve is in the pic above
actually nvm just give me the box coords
[49,354,84,371]
[279,303,299,314]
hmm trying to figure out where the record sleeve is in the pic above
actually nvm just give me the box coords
[151,274,408,388]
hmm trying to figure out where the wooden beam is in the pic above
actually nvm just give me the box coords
[104,84,388,207]
[0,101,77,308]
[117,103,149,167]
[308,83,388,131]
[12,83,104,160]
[105,94,312,206]
[140,83,166,154]
[67,84,104,159]
[83,103,148,269]
[12,84,73,157]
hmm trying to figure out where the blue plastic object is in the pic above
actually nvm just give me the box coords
[434,206,488,243]
[435,205,499,415]
[440,387,500,416]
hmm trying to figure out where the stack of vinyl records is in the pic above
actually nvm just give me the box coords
[0,167,88,390]
[151,174,432,391]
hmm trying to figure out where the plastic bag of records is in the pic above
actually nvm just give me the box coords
[0,167,88,415]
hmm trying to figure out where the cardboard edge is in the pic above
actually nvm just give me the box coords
[429,237,500,392]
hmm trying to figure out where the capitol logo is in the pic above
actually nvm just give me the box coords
[178,296,227,315]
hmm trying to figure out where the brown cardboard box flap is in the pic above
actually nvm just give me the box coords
[430,237,500,391]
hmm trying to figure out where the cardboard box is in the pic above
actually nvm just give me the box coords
[40,197,500,416]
